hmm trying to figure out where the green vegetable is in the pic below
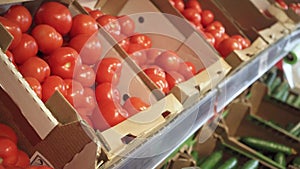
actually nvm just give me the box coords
[286,94,296,105]
[199,151,223,169]
[240,137,297,155]
[269,77,281,94]
[274,152,286,166]
[289,122,300,136]
[280,90,289,102]
[292,95,300,108]
[191,151,199,165]
[271,81,290,100]
[286,123,296,131]
[241,159,259,169]
[264,69,277,87]
[216,157,237,169]
[293,157,300,167]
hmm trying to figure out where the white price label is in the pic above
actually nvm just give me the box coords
[30,151,54,168]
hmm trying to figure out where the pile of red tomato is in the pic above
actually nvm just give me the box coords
[275,0,300,15]
[0,123,52,169]
[169,0,251,58]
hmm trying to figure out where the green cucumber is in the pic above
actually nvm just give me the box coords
[264,69,277,87]
[274,152,286,167]
[292,95,300,108]
[286,94,296,105]
[269,77,281,94]
[191,150,200,165]
[280,90,289,102]
[241,159,259,169]
[240,137,297,155]
[271,81,290,100]
[293,157,300,167]
[216,157,237,169]
[289,122,300,136]
[199,150,223,169]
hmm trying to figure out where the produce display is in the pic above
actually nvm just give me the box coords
[169,0,251,58]
[0,123,53,169]
[262,67,300,109]
[240,136,299,168]
[275,0,300,14]
[84,6,204,95]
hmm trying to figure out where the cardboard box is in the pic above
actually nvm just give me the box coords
[267,0,300,24]
[0,0,186,166]
[152,0,268,70]
[215,0,290,45]
[193,128,275,169]
[222,102,300,169]
[248,82,300,142]
[95,0,231,107]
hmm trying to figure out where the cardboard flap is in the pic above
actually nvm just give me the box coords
[45,91,80,125]
[216,0,277,31]
[249,82,268,115]
[224,102,250,137]
[0,0,32,5]
[0,23,13,52]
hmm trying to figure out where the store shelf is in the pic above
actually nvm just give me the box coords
[106,29,300,169]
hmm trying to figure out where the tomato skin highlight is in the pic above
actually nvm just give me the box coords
[0,16,22,50]
[96,58,122,84]
[41,75,67,103]
[4,5,32,33]
[70,14,98,38]
[0,137,18,166]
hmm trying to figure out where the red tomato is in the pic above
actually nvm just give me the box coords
[201,10,214,26]
[96,15,121,37]
[31,24,63,54]
[209,29,225,48]
[217,38,242,58]
[182,8,201,25]
[4,5,32,33]
[95,82,120,107]
[48,47,81,79]
[84,6,92,12]
[169,0,185,12]
[91,109,110,131]
[0,17,22,50]
[68,33,102,65]
[34,1,72,35]
[78,87,97,111]
[19,57,51,83]
[205,21,225,34]
[231,35,251,49]
[64,79,84,106]
[147,74,169,94]
[127,43,145,55]
[185,0,202,13]
[14,150,30,168]
[165,71,185,90]
[96,57,122,84]
[155,50,181,71]
[146,48,163,64]
[74,64,96,87]
[123,97,150,116]
[0,123,17,144]
[129,50,147,67]
[144,66,166,78]
[5,50,16,66]
[118,36,130,52]
[24,77,42,99]
[204,32,215,46]
[118,15,135,36]
[89,10,104,20]
[0,165,4,169]
[275,0,288,10]
[130,34,152,49]
[12,33,38,65]
[0,137,18,166]
[70,14,98,38]
[41,75,66,103]
[98,102,128,127]
[5,166,23,169]
[178,61,196,80]
[191,22,203,32]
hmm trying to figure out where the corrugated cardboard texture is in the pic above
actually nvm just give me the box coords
[0,23,13,52]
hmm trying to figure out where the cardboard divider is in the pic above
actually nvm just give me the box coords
[215,0,290,45]
[267,0,300,24]
[223,102,300,169]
